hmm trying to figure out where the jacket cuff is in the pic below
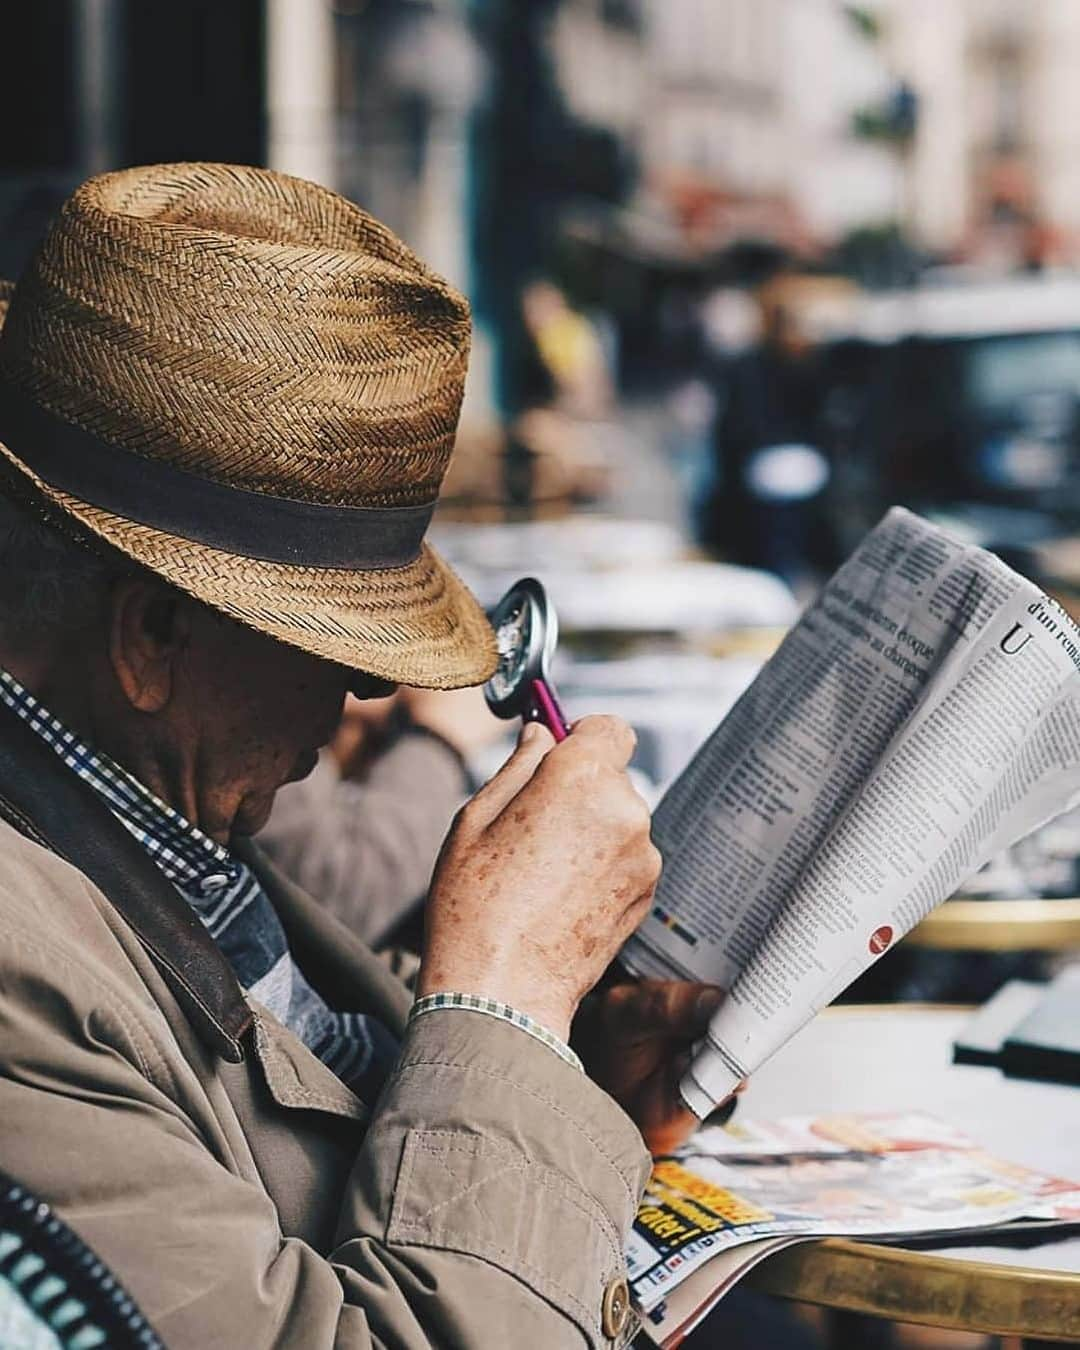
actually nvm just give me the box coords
[352,1008,651,1346]
[408,991,584,1072]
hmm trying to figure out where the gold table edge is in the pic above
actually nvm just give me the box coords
[740,1006,1080,1338]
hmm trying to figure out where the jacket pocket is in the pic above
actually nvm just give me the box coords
[388,1128,628,1347]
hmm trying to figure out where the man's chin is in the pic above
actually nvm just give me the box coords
[232,753,319,839]
[232,796,277,838]
[286,748,320,784]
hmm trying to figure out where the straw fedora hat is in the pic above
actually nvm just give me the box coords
[0,162,496,688]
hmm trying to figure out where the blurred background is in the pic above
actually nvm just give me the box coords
[8,0,1080,1003]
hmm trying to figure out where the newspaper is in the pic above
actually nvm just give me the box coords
[623,507,1080,1114]
[629,1111,1080,1344]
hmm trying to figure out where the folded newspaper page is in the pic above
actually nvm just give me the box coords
[636,1237,803,1348]
[623,507,1080,1114]
[629,1110,1080,1342]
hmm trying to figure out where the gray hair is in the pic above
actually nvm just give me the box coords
[0,491,126,647]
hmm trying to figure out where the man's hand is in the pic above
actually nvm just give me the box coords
[418,716,661,1041]
[574,981,733,1156]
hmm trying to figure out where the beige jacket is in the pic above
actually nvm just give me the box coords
[0,704,649,1347]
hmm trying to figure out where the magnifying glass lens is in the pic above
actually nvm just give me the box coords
[489,597,530,702]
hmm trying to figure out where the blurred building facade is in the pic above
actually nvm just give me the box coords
[636,0,902,249]
[885,0,1080,266]
[545,0,1080,269]
[546,0,904,255]
[7,0,1080,364]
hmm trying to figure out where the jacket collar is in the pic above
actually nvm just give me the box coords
[237,839,411,1040]
[0,696,251,1062]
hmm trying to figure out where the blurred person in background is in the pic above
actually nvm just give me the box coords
[508,278,616,508]
[260,684,504,953]
[519,277,614,419]
[706,272,834,584]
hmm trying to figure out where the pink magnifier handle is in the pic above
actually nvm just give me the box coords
[529,678,570,742]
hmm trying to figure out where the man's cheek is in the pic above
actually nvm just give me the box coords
[222,729,285,794]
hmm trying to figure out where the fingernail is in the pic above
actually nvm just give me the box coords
[695,987,724,1022]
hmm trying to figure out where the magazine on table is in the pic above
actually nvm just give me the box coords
[623,506,1080,1115]
[630,1112,1080,1347]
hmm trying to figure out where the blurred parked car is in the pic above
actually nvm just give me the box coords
[819,276,1080,561]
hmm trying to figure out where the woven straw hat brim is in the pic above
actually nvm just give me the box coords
[0,428,496,687]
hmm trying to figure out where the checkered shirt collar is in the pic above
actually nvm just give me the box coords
[0,667,242,890]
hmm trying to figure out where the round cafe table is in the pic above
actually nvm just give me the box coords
[738,1005,1080,1341]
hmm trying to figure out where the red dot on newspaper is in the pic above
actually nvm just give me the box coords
[869,926,894,956]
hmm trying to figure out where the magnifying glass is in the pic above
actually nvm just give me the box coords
[484,576,571,742]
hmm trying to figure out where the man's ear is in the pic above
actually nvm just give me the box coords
[107,577,190,714]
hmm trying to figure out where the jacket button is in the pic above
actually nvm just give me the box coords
[601,1275,631,1340]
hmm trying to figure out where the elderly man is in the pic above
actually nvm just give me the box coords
[0,164,721,1348]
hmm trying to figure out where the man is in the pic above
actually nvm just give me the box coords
[0,163,722,1347]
